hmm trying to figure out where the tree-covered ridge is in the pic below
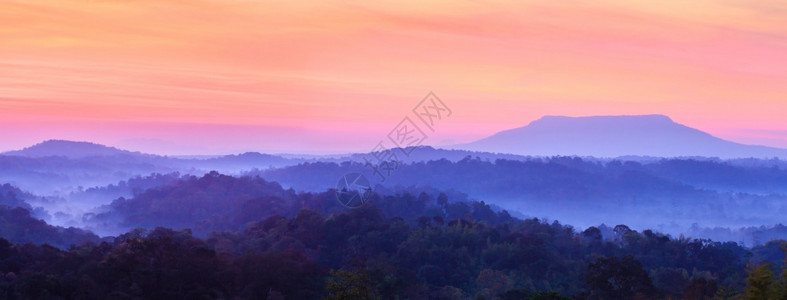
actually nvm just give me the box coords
[1,172,785,298]
[0,205,100,249]
[0,193,784,298]
[86,171,479,236]
[89,171,301,236]
[250,157,787,244]
[253,156,787,195]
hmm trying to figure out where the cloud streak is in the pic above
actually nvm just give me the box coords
[1,0,786,153]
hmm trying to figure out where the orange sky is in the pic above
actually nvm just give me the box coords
[1,0,786,154]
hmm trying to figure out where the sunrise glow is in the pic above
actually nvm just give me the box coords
[2,0,786,154]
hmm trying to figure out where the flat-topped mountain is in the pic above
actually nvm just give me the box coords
[454,115,787,158]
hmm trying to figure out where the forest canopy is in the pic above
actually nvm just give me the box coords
[0,172,784,299]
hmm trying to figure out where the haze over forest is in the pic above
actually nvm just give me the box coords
[2,115,787,244]
[1,115,787,298]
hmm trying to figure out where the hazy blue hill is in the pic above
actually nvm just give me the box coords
[455,115,787,158]
[87,172,304,236]
[0,141,533,197]
[0,152,177,195]
[83,172,480,237]
[187,151,299,171]
[0,205,100,248]
[3,139,140,158]
[0,183,36,212]
[339,146,537,164]
[4,136,787,246]
[251,156,787,244]
[0,141,304,195]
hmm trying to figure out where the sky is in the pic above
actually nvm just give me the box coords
[1,0,787,155]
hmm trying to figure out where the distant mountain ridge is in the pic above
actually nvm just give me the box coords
[3,140,139,158]
[0,140,303,195]
[454,115,787,158]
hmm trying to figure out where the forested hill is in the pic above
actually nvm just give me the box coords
[0,172,785,298]
[85,171,476,236]
[249,157,787,244]
[0,205,100,248]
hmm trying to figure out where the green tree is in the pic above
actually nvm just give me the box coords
[744,263,776,300]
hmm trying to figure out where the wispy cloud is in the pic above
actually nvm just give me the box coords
[1,0,786,153]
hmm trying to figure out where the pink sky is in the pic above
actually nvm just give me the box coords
[1,0,786,154]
